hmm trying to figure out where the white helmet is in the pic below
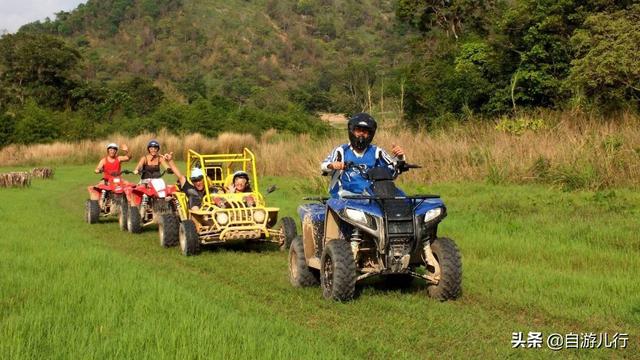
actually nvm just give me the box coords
[106,143,118,150]
[190,168,204,181]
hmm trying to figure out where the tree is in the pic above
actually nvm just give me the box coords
[0,32,81,109]
[567,4,640,110]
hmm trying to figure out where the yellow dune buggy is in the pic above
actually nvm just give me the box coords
[174,148,296,256]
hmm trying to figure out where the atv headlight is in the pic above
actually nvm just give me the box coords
[345,208,367,223]
[253,209,266,223]
[344,208,377,230]
[216,212,229,225]
[424,208,443,223]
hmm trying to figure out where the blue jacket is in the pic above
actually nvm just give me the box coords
[321,144,400,197]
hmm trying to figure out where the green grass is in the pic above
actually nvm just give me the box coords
[1,165,638,358]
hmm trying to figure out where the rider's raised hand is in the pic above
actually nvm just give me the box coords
[120,144,129,152]
[329,161,345,170]
[391,144,405,158]
[164,152,174,162]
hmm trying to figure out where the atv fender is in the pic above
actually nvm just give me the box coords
[322,208,342,248]
[125,186,143,206]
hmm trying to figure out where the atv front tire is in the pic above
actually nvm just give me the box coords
[159,214,179,248]
[289,235,319,287]
[179,220,200,256]
[279,216,297,251]
[127,206,143,233]
[426,237,462,301]
[321,239,356,301]
[86,200,99,224]
[119,199,129,231]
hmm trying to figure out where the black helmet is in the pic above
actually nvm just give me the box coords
[147,140,160,151]
[232,171,250,183]
[347,113,377,151]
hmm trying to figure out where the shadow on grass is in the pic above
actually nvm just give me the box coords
[200,240,285,254]
[356,275,429,298]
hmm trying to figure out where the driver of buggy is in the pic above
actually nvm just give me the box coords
[163,152,222,210]
[321,113,405,198]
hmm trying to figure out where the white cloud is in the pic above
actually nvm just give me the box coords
[0,0,87,33]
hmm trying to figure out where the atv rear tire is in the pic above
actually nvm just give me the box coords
[289,235,319,287]
[179,220,200,256]
[119,199,129,231]
[85,200,99,224]
[321,239,356,301]
[279,216,297,251]
[127,206,143,233]
[159,214,179,248]
[426,237,462,301]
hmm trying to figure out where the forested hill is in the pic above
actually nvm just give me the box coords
[0,1,639,146]
[19,0,412,109]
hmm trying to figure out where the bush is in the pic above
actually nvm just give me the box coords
[13,100,60,144]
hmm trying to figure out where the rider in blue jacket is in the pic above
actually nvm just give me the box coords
[321,113,405,197]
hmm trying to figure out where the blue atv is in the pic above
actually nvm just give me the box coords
[288,160,462,301]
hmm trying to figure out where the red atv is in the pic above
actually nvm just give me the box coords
[85,170,134,224]
[122,170,180,247]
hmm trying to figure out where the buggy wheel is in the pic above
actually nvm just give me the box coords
[118,198,129,231]
[289,235,319,287]
[426,237,462,301]
[127,206,143,233]
[320,240,356,301]
[159,214,179,248]
[278,216,297,251]
[179,220,200,256]
[85,200,99,224]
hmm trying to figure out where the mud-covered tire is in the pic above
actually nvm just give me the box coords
[152,199,171,215]
[179,220,200,256]
[279,216,297,251]
[289,235,319,287]
[85,200,99,224]
[127,206,143,234]
[118,198,129,231]
[159,214,179,248]
[426,237,462,301]
[321,239,356,301]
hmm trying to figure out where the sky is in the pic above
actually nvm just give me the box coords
[0,0,86,33]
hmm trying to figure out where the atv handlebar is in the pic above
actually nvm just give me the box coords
[97,169,133,176]
[341,160,421,177]
[137,168,173,177]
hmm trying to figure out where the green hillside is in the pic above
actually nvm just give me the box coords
[1,1,638,146]
[21,0,412,108]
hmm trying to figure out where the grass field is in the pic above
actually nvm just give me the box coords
[1,165,638,359]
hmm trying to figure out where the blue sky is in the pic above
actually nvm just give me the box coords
[0,0,86,33]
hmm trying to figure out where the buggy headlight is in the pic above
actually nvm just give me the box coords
[216,212,229,225]
[424,208,443,223]
[253,209,266,223]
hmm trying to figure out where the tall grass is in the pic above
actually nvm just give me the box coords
[2,113,639,189]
